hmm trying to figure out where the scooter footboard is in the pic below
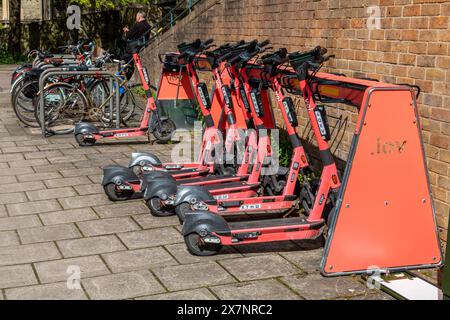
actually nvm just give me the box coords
[321,87,442,276]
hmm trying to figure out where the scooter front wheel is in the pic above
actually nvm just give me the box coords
[75,133,96,147]
[104,183,134,201]
[146,197,175,217]
[153,119,176,143]
[184,233,222,256]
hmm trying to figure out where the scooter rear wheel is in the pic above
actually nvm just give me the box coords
[175,202,191,223]
[75,133,96,147]
[153,119,176,143]
[146,197,175,217]
[104,183,134,201]
[185,233,222,256]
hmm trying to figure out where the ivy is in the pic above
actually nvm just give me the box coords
[69,0,156,10]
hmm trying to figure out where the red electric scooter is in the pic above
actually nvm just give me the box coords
[141,40,277,213]
[100,40,263,205]
[74,38,176,146]
[141,41,294,216]
[181,46,341,256]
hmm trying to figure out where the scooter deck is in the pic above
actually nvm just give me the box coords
[205,181,259,192]
[167,168,210,175]
[177,174,249,185]
[228,217,324,230]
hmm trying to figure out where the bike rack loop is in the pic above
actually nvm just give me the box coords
[38,68,122,138]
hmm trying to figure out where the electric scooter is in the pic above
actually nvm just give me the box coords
[100,40,259,206]
[166,47,313,222]
[74,37,176,146]
[142,41,298,219]
[181,46,341,256]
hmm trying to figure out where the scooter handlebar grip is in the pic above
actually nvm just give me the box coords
[258,39,270,48]
[203,38,214,46]
[227,54,243,65]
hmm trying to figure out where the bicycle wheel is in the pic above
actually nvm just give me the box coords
[35,82,88,135]
[12,79,41,127]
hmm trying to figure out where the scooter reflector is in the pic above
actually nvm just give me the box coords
[321,88,442,276]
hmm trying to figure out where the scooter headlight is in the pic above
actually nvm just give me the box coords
[141,165,154,172]
[193,201,209,211]
[163,194,176,206]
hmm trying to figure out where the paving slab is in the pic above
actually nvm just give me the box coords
[77,217,140,237]
[0,230,20,247]
[34,255,110,284]
[152,262,236,291]
[118,227,183,249]
[18,223,81,244]
[137,288,217,300]
[0,264,38,289]
[280,273,368,300]
[57,235,126,258]
[102,247,178,273]
[0,242,61,266]
[7,199,62,216]
[211,279,301,300]
[82,270,165,300]
[39,208,99,225]
[5,282,88,300]
[0,215,42,231]
[219,255,302,281]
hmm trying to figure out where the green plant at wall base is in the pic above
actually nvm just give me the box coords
[130,85,146,98]
[195,103,204,124]
[271,129,317,185]
[0,49,13,64]
[0,47,15,64]
[271,129,293,168]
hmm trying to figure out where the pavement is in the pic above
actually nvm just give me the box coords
[0,64,394,300]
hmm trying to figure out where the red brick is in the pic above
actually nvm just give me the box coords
[417,55,436,67]
[428,43,447,55]
[401,29,419,41]
[430,133,450,149]
[418,30,437,41]
[421,4,441,16]
[399,53,416,65]
[426,68,446,81]
[431,108,450,123]
[429,16,449,29]
[428,159,448,175]
[410,16,430,29]
[403,4,421,16]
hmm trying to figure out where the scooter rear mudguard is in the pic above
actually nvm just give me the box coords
[128,152,162,168]
[141,172,177,201]
[74,122,99,136]
[102,165,140,186]
[173,185,216,207]
[182,211,230,237]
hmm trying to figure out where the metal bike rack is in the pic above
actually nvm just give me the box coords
[38,68,122,137]
[34,59,79,69]
[32,54,76,68]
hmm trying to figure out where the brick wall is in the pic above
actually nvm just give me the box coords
[142,0,450,243]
